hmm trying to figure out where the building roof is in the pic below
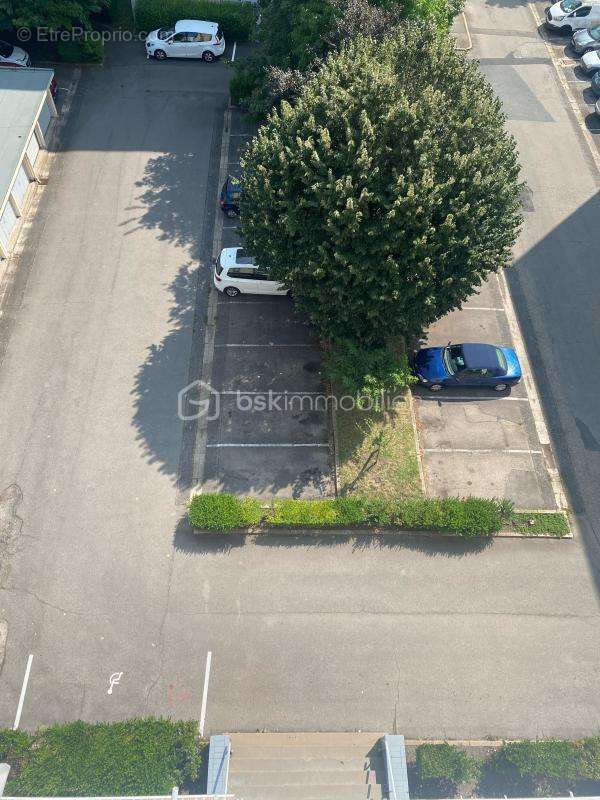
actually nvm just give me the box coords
[0,67,54,211]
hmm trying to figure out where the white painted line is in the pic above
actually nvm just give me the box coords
[13,654,33,730]
[414,394,530,402]
[231,41,237,62]
[214,343,315,348]
[206,443,329,448]
[219,390,322,395]
[229,133,251,137]
[199,651,212,738]
[424,447,543,454]
[218,300,288,305]
[462,306,505,311]
[222,225,238,229]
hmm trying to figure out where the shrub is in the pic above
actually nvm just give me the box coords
[578,736,600,780]
[416,743,480,784]
[188,493,262,530]
[395,497,503,537]
[135,0,256,42]
[6,718,203,796]
[492,740,580,784]
[0,729,32,762]
[56,38,104,63]
[270,497,368,526]
[326,340,416,409]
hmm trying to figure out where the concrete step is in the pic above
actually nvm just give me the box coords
[229,769,380,786]
[230,756,386,773]
[230,732,383,747]
[227,783,384,800]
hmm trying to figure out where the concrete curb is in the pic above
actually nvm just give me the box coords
[190,523,572,540]
[407,389,427,496]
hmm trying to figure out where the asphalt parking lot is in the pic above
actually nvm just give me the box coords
[199,108,334,498]
[413,272,562,510]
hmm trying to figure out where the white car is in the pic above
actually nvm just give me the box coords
[582,48,600,68]
[0,39,30,66]
[214,248,288,297]
[546,0,600,32]
[145,19,225,62]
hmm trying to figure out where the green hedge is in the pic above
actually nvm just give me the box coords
[56,39,104,63]
[188,493,262,530]
[5,718,204,796]
[135,0,256,42]
[188,493,505,537]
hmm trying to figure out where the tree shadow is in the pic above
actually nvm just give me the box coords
[172,514,246,554]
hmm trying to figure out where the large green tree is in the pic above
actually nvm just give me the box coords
[240,23,522,345]
[4,0,104,30]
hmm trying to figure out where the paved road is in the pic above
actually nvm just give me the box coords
[0,20,599,738]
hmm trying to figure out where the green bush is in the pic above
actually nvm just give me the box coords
[0,729,32,762]
[416,743,480,784]
[6,718,203,796]
[395,496,503,537]
[578,736,600,780]
[492,740,580,783]
[56,38,104,63]
[326,340,416,409]
[108,0,135,30]
[188,493,262,530]
[189,494,504,535]
[135,0,256,42]
[270,497,368,526]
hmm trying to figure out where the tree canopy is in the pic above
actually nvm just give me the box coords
[240,23,522,346]
[2,0,104,30]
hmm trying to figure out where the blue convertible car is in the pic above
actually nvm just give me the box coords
[414,342,522,392]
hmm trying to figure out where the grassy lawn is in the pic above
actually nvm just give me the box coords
[509,511,571,537]
[335,390,423,499]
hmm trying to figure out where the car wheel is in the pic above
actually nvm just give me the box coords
[494,382,508,392]
[154,49,167,60]
[202,50,215,62]
[224,286,240,298]
[428,383,443,392]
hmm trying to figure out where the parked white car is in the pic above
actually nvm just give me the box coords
[546,0,600,33]
[145,20,225,62]
[582,48,600,68]
[214,248,288,297]
[0,39,30,66]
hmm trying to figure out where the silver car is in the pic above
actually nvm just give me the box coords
[572,23,600,52]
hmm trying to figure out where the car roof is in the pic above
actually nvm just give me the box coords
[459,343,504,371]
[175,19,218,33]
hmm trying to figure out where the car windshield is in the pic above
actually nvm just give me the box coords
[443,345,466,374]
[560,0,582,12]
[590,25,600,39]
[235,248,255,265]
[495,347,508,372]
[0,40,14,58]
[157,27,174,39]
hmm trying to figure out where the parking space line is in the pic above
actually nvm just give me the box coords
[207,443,329,448]
[413,395,530,402]
[424,447,543,454]
[229,133,250,137]
[13,654,33,729]
[214,343,315,348]
[231,42,237,62]
[219,390,322,395]
[218,300,289,305]
[462,306,506,311]
[199,651,212,738]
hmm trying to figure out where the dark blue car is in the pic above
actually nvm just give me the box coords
[414,342,522,392]
[219,175,242,217]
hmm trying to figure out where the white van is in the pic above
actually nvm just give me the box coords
[145,20,225,62]
[214,247,288,297]
[546,0,600,33]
